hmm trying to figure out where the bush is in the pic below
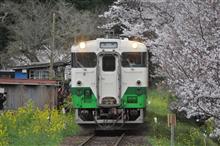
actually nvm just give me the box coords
[146,89,219,146]
[0,102,79,146]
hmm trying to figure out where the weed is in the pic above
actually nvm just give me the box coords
[146,88,218,146]
[0,102,79,146]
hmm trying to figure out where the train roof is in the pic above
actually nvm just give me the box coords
[71,38,147,53]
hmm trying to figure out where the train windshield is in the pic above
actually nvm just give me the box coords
[102,55,115,71]
[71,53,97,68]
[121,52,146,67]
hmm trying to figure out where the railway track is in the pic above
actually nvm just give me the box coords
[79,132,125,146]
[62,132,150,146]
[61,128,151,146]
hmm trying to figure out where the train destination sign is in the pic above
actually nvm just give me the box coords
[100,42,118,49]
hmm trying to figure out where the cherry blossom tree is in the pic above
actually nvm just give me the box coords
[102,0,220,138]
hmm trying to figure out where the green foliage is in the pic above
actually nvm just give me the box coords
[61,113,80,137]
[146,89,218,146]
[204,117,215,136]
[147,136,170,146]
[147,88,171,115]
[0,102,79,146]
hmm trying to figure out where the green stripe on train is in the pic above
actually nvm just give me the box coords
[71,87,147,108]
[71,87,97,108]
[121,87,147,108]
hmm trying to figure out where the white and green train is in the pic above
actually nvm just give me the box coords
[71,38,148,128]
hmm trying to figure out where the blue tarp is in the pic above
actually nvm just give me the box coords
[15,72,27,79]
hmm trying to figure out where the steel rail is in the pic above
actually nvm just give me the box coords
[79,132,125,146]
[114,133,125,146]
[78,134,95,146]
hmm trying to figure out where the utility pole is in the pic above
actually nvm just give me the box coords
[168,114,176,146]
[171,124,175,146]
[49,12,55,80]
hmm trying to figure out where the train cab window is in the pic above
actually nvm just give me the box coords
[102,55,115,71]
[71,53,97,68]
[121,52,146,67]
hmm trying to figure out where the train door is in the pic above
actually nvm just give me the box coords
[98,54,120,106]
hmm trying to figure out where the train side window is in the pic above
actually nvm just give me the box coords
[71,53,97,68]
[102,55,115,72]
[121,52,146,67]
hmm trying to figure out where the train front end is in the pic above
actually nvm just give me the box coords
[71,38,148,129]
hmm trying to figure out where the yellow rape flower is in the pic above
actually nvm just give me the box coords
[0,123,8,146]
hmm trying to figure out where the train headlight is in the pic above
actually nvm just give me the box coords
[132,42,138,49]
[79,42,86,49]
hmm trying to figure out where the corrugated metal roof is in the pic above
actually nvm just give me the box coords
[12,61,70,70]
[0,79,58,86]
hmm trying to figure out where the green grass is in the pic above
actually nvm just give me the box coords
[62,113,80,137]
[147,88,170,115]
[146,88,219,146]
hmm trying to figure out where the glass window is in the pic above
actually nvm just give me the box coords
[71,53,97,68]
[41,71,49,79]
[121,52,146,67]
[102,55,115,71]
[29,70,49,79]
[34,71,40,79]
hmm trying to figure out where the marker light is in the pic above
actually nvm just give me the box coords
[84,89,92,98]
[79,42,86,49]
[132,42,138,49]
[137,80,141,85]
[77,80,82,86]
